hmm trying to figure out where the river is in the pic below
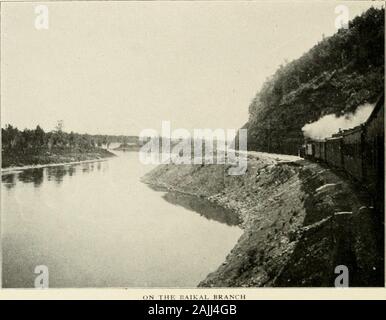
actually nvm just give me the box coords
[1,151,242,288]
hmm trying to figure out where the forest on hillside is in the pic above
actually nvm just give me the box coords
[242,7,384,155]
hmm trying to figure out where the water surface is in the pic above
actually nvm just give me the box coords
[1,151,242,288]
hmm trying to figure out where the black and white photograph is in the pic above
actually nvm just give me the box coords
[0,0,384,291]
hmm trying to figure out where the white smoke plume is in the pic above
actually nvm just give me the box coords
[302,103,375,140]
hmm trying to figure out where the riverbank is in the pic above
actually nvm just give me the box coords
[142,152,384,287]
[113,145,141,151]
[1,147,116,172]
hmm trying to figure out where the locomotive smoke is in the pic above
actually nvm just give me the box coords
[302,103,375,140]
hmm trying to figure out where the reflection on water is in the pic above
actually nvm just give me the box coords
[165,192,240,226]
[68,166,76,177]
[1,152,242,288]
[2,161,106,188]
[156,190,240,226]
[18,169,44,187]
[2,174,16,189]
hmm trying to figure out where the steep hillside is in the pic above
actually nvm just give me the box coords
[241,7,384,155]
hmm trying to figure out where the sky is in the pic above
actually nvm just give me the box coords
[1,1,383,136]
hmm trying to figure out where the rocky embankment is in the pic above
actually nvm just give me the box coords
[142,153,384,287]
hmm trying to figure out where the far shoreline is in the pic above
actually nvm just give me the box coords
[1,157,114,175]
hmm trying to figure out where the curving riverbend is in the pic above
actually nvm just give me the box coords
[1,151,242,288]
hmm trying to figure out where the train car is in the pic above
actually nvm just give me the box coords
[299,93,384,215]
[305,142,315,158]
[314,141,326,161]
[325,136,344,168]
[363,94,384,202]
[298,144,306,158]
[342,126,364,181]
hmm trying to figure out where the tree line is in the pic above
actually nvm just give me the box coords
[257,7,384,113]
[1,124,140,153]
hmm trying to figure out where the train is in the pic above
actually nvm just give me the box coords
[299,94,384,213]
